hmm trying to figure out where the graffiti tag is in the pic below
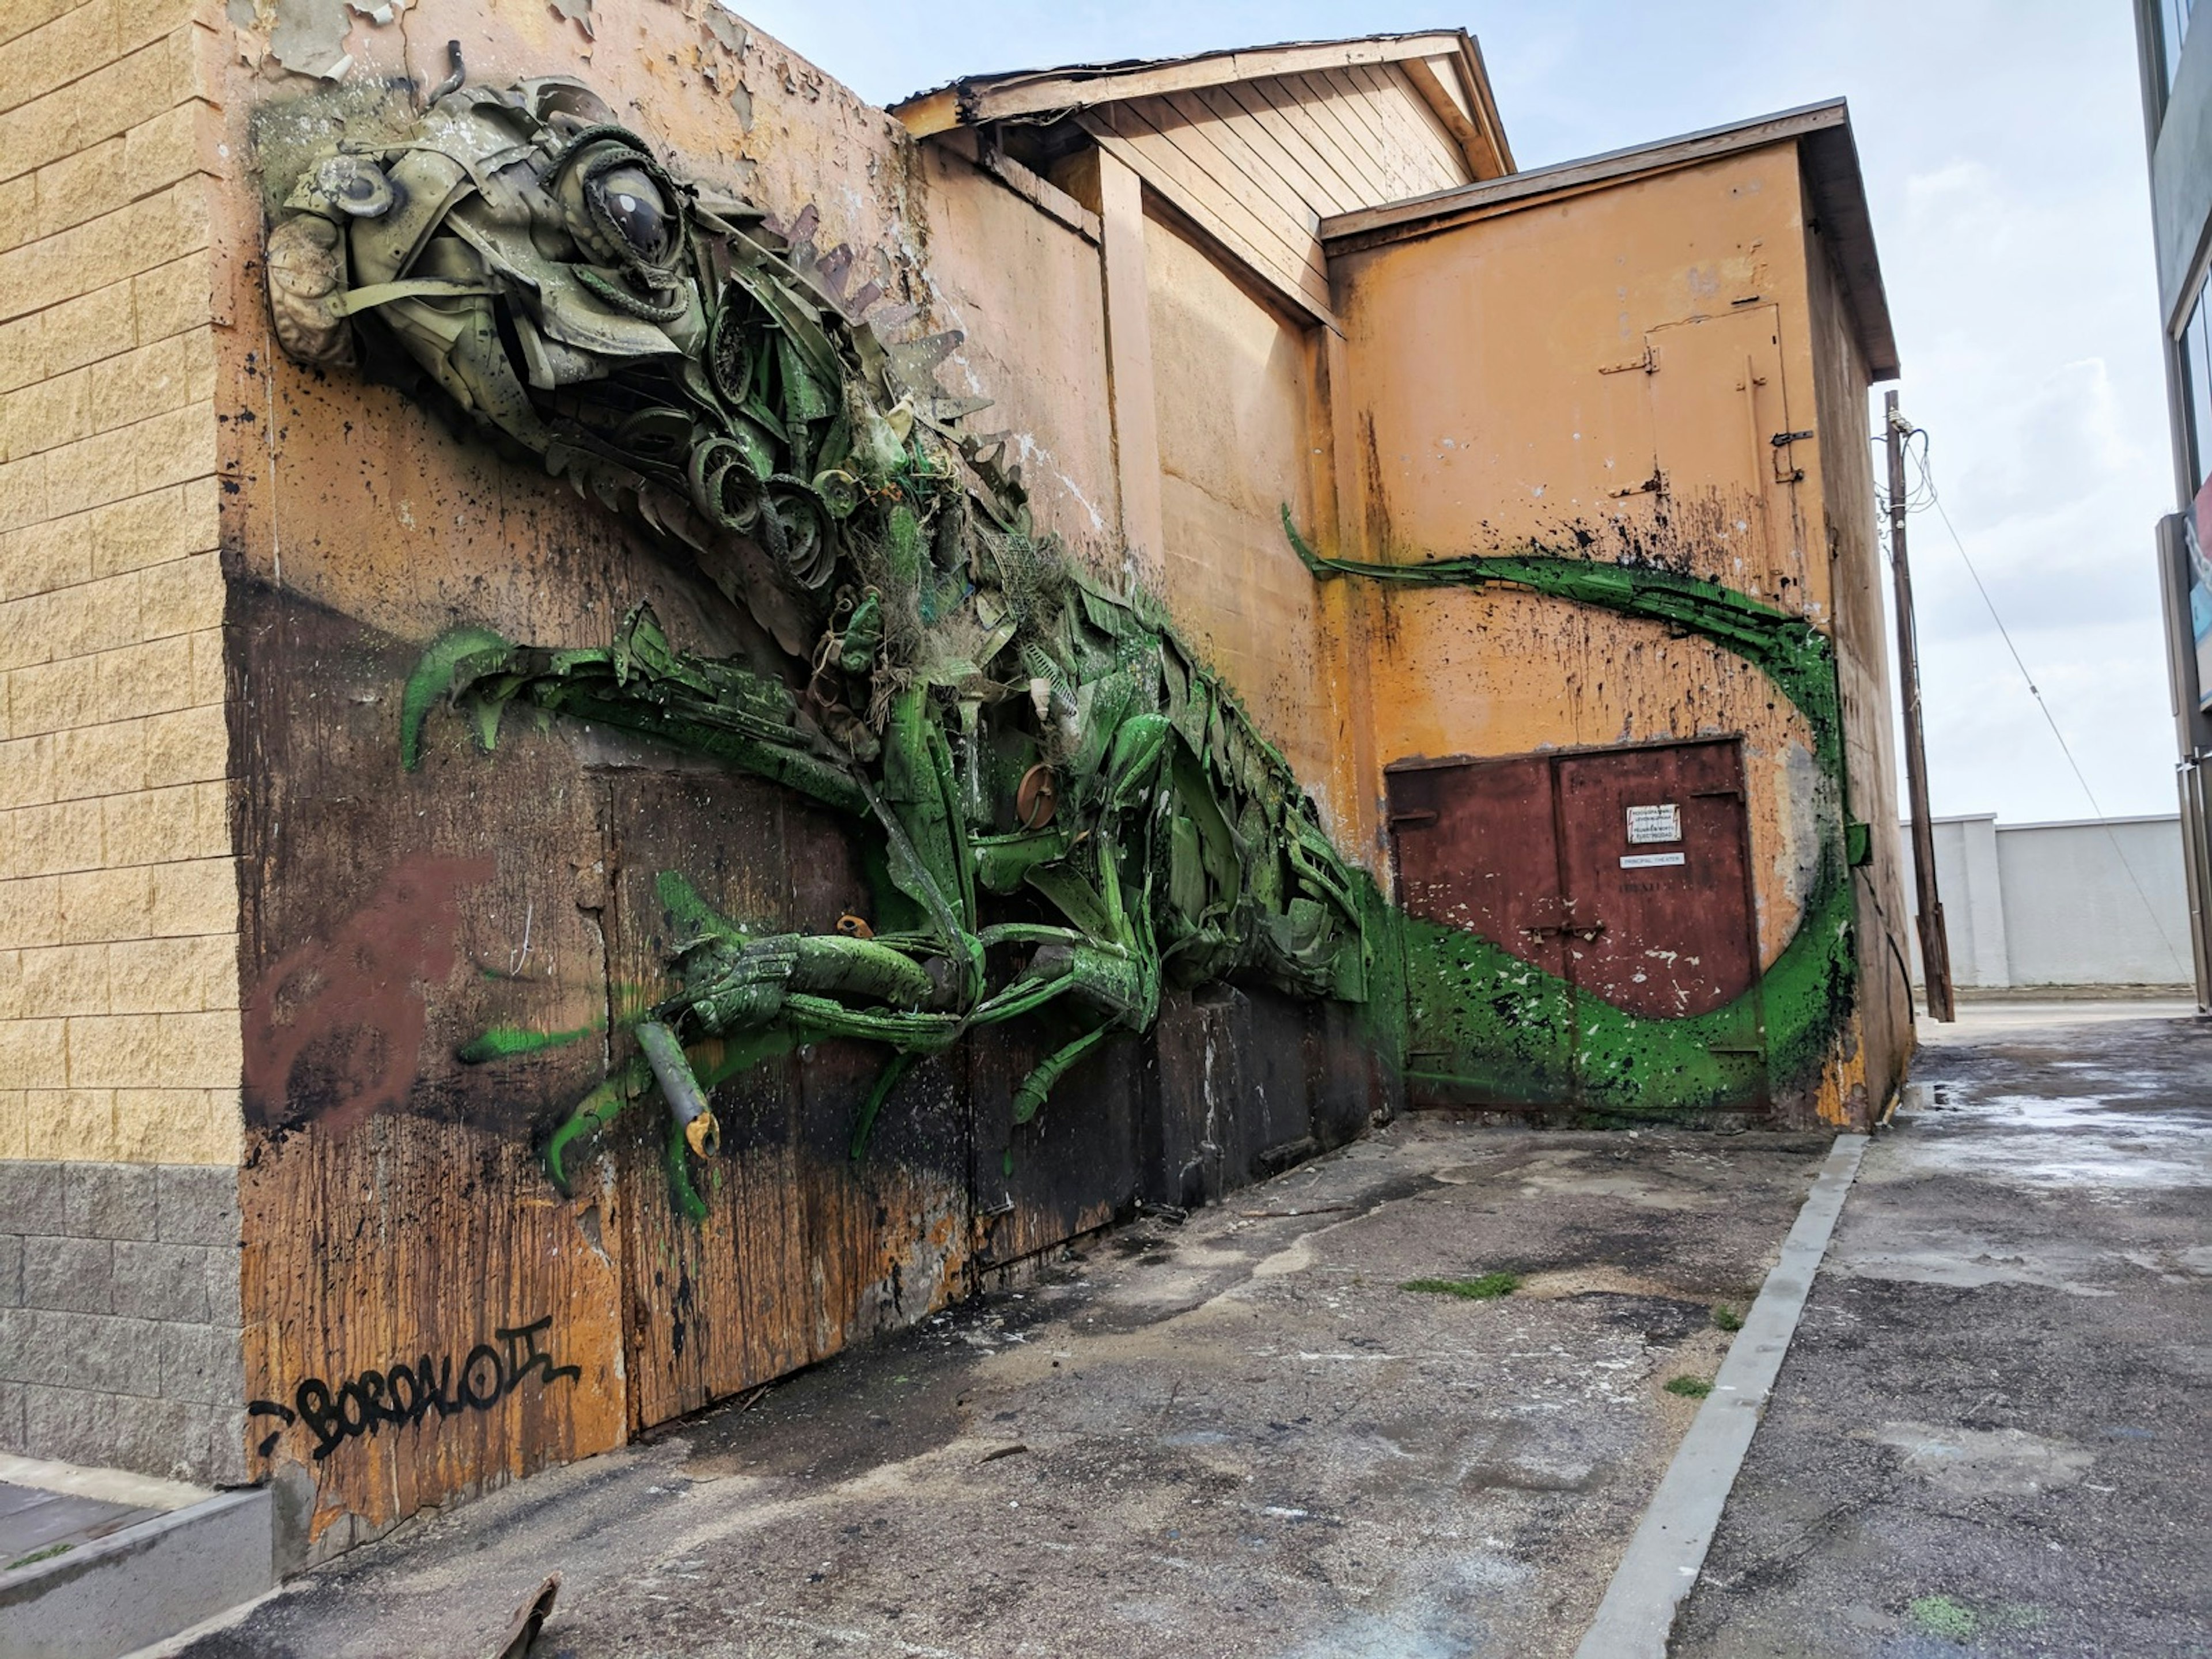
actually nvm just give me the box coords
[247,1315,581,1461]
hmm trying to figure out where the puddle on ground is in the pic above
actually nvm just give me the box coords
[1890,1091,2212,1193]
[1865,1421,2094,1497]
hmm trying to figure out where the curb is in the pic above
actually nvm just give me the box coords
[1574,1132,1869,1659]
[0,1488,273,1659]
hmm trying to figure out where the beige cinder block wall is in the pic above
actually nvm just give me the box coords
[0,0,247,1482]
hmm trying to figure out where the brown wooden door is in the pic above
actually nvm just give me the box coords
[1387,737,1766,1112]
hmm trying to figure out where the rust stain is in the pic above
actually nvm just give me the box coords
[243,854,494,1136]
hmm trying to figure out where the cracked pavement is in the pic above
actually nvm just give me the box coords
[173,1121,1830,1658]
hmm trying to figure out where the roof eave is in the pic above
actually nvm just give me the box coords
[891,31,1506,169]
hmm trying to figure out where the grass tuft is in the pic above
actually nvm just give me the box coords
[1908,1595,1979,1641]
[1711,1304,1744,1332]
[1664,1376,1713,1399]
[1401,1272,1521,1301]
[6,1542,72,1571]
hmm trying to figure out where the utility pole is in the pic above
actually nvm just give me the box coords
[1886,391,1956,1021]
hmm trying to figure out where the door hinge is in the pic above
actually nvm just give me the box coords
[1388,809,1438,829]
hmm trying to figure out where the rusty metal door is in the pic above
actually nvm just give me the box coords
[1388,753,1577,1108]
[1388,738,1766,1111]
[1554,740,1764,1019]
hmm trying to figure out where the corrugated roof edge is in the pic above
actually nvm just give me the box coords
[1320,99,1899,381]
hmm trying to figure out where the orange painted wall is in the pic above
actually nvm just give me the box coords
[1329,143,1907,1119]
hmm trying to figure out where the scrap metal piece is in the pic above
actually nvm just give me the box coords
[486,1573,560,1659]
[280,78,1372,1214]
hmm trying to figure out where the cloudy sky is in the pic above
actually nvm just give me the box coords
[738,1,2178,824]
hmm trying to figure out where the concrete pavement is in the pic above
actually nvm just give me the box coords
[151,1002,2212,1658]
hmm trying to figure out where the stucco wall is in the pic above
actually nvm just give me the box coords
[1327,142,1899,1126]
[1804,198,1913,1108]
[1146,217,1329,798]
[1330,148,1834,970]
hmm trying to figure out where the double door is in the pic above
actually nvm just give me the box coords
[1387,737,1767,1112]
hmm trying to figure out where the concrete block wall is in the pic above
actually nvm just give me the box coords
[0,1161,244,1480]
[0,0,245,1484]
[1899,814,2195,989]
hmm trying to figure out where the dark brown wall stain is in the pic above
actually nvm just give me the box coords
[243,853,493,1137]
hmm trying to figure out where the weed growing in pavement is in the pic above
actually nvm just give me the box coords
[6,1543,71,1571]
[1711,1304,1744,1331]
[1664,1376,1713,1399]
[1908,1596,1979,1640]
[1402,1273,1522,1300]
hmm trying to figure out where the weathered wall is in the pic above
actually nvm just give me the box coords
[1146,216,1330,798]
[1332,149,1830,967]
[1328,143,1897,1126]
[1804,204,1914,1107]
[0,0,249,1482]
[190,0,1382,1561]
[206,0,944,1557]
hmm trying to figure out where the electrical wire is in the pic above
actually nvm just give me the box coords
[1877,419,2191,972]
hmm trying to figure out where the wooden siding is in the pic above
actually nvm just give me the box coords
[1082,65,1472,324]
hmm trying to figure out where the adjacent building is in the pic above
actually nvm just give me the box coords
[2137,0,2212,1003]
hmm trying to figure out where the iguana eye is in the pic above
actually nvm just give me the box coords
[594,164,673,263]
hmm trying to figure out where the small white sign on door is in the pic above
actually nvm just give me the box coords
[1626,803,1682,844]
[1620,851,1688,869]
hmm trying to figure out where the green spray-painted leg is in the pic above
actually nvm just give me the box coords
[543,1059,646,1196]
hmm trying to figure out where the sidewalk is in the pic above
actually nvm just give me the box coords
[166,1122,1832,1659]
[1676,1003,2212,1657]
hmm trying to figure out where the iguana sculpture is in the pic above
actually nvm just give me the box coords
[266,69,1368,1215]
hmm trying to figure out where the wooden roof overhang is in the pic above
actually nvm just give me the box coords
[891,31,1513,183]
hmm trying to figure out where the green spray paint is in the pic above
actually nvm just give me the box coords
[1285,510,1856,1113]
